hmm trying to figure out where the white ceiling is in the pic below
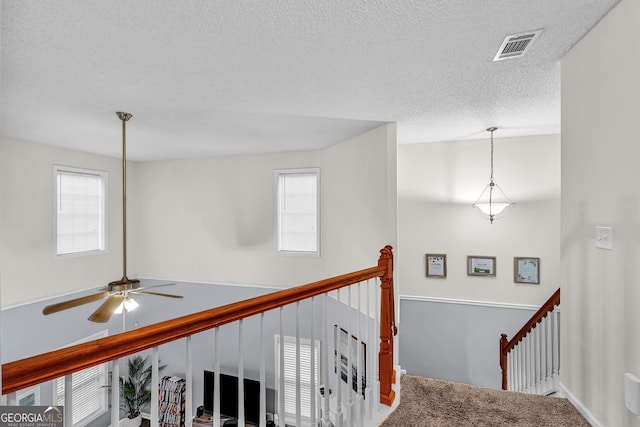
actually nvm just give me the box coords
[1,1,619,161]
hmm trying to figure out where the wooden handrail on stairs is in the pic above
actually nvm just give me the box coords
[499,288,560,390]
[2,246,397,408]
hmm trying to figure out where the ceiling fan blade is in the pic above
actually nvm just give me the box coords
[134,282,177,292]
[133,290,184,299]
[88,294,125,323]
[43,292,111,315]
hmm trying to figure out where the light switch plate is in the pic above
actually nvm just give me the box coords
[625,373,640,415]
[596,226,613,250]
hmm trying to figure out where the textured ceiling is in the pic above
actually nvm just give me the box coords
[1,0,620,161]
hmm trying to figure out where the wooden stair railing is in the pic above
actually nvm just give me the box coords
[500,288,560,392]
[2,246,397,409]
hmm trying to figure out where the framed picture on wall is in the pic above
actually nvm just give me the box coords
[514,257,540,284]
[426,254,447,278]
[334,326,366,398]
[467,256,496,276]
[16,386,40,406]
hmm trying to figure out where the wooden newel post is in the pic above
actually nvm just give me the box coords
[500,333,509,390]
[378,245,396,406]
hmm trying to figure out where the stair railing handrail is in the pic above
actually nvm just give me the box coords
[2,246,395,404]
[500,288,560,390]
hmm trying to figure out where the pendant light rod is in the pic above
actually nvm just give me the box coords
[114,112,138,287]
[487,126,497,183]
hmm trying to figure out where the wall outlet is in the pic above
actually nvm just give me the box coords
[595,226,613,250]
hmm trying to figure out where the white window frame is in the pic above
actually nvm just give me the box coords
[54,165,108,258]
[275,168,320,256]
[274,335,321,427]
[53,330,109,426]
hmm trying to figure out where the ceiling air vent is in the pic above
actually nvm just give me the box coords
[493,29,542,61]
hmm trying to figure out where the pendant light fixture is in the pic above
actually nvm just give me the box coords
[472,127,514,223]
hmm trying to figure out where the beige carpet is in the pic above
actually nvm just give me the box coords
[380,375,589,426]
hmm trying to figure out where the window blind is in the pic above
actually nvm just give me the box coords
[55,166,107,256]
[275,335,320,426]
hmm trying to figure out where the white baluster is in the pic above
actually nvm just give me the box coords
[522,334,531,393]
[357,281,364,427]
[335,289,343,427]
[65,374,73,427]
[545,314,553,392]
[346,285,354,425]
[186,336,193,427]
[538,316,548,394]
[151,347,159,426]
[366,279,374,418]
[322,293,330,427]
[278,308,285,427]
[529,333,534,393]
[532,325,540,394]
[310,297,317,427]
[238,320,245,426]
[374,278,380,414]
[213,327,220,426]
[260,313,266,427]
[507,351,512,390]
[552,308,560,390]
[111,360,119,426]
[295,302,301,427]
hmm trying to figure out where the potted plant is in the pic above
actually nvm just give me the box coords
[120,355,164,427]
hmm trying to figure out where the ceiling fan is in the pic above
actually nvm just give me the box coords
[43,112,183,323]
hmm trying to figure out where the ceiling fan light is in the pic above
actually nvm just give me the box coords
[115,296,139,314]
[124,297,139,312]
[114,301,124,314]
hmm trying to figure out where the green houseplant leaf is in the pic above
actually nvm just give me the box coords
[120,355,165,419]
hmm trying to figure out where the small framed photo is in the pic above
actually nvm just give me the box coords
[16,386,40,406]
[514,257,540,284]
[467,256,496,276]
[426,254,447,278]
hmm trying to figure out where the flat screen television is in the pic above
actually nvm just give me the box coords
[203,370,260,425]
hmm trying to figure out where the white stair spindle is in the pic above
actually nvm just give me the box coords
[260,313,266,427]
[278,308,285,427]
[310,297,317,427]
[552,308,560,389]
[295,302,301,427]
[65,374,73,427]
[322,293,330,427]
[111,360,119,426]
[151,347,159,426]
[357,281,364,427]
[214,327,221,427]
[366,279,373,418]
[374,278,380,414]
[347,285,354,424]
[238,320,245,427]
[186,336,193,427]
[545,314,553,391]
[335,289,343,427]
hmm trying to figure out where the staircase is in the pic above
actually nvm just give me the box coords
[499,288,560,394]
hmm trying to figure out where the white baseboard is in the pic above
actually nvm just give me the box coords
[559,382,603,427]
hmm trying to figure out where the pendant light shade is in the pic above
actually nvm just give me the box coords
[472,127,514,223]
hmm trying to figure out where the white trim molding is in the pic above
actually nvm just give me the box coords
[399,294,539,311]
[559,382,603,427]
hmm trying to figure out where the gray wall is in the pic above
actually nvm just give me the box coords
[399,297,536,389]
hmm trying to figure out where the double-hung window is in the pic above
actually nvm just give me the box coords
[54,330,109,426]
[274,335,320,426]
[54,165,107,257]
[275,168,320,255]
